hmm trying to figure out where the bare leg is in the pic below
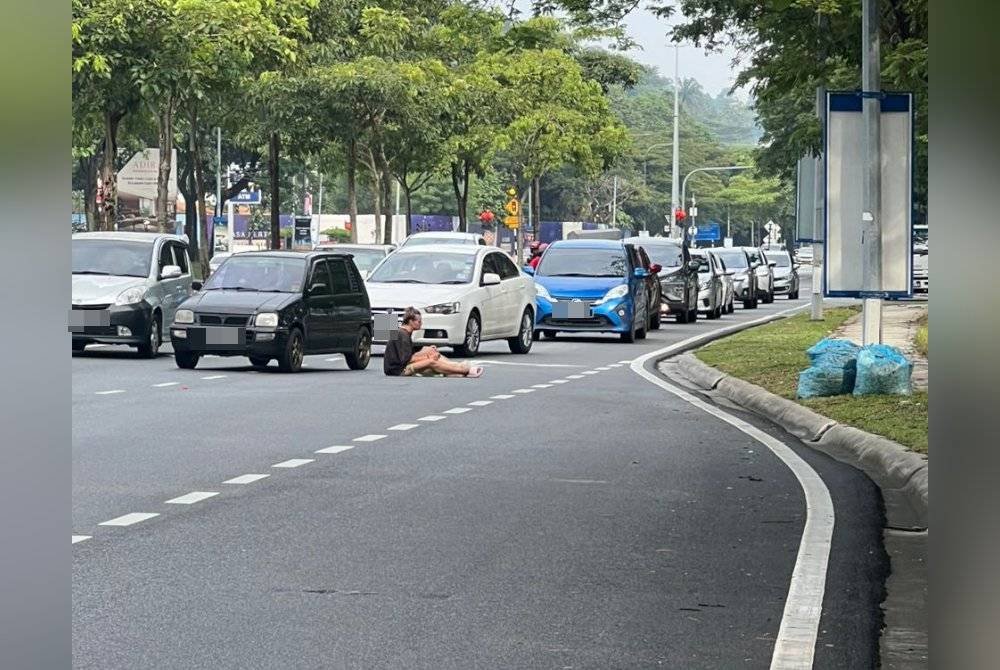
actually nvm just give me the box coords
[428,357,471,376]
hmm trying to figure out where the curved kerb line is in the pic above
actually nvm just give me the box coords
[630,305,834,670]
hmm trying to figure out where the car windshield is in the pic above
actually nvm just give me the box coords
[746,250,762,264]
[339,249,386,272]
[643,244,684,268]
[202,256,305,292]
[403,236,473,247]
[715,251,749,269]
[368,251,476,284]
[690,255,712,274]
[767,252,791,267]
[536,248,628,277]
[72,239,153,278]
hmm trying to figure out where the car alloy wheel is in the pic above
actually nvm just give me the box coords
[455,313,481,357]
[346,328,371,370]
[279,329,304,372]
[138,315,160,358]
[508,310,534,354]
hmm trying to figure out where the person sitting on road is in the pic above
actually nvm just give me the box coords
[383,307,484,378]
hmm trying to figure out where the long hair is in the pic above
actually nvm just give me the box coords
[402,306,421,325]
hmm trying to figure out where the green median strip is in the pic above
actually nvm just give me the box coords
[695,306,927,454]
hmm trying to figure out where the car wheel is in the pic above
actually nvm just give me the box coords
[249,356,270,368]
[543,330,557,340]
[650,308,662,330]
[507,309,534,354]
[345,328,372,370]
[277,328,305,372]
[453,312,481,357]
[620,325,636,343]
[636,315,648,339]
[675,309,688,324]
[728,298,735,313]
[765,289,774,304]
[175,351,199,369]
[688,308,698,322]
[137,314,161,359]
[72,341,86,352]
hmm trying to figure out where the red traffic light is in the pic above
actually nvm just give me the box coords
[675,208,686,222]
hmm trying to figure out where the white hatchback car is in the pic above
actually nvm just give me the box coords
[397,231,487,248]
[365,244,536,356]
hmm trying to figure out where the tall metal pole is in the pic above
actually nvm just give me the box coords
[861,0,882,343]
[611,175,618,226]
[811,87,825,320]
[214,127,222,257]
[670,44,680,238]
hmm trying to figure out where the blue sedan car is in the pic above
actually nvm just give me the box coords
[525,239,651,343]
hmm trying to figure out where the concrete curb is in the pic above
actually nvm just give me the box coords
[662,352,928,529]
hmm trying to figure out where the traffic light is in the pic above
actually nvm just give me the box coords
[675,208,686,223]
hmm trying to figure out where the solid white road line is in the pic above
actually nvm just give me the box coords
[617,359,632,364]
[468,400,493,406]
[72,535,91,544]
[388,423,419,431]
[473,360,584,368]
[201,375,227,380]
[512,388,535,394]
[95,389,126,395]
[566,375,585,380]
[99,512,159,527]
[531,384,553,389]
[608,363,624,368]
[490,394,515,400]
[272,458,314,468]
[444,407,472,414]
[596,366,611,371]
[223,474,270,484]
[165,491,219,505]
[315,446,354,455]
[549,379,569,384]
[629,304,832,670]
[353,434,387,442]
[419,415,447,422]
[152,382,179,388]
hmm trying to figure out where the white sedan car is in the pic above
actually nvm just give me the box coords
[397,231,487,248]
[365,244,536,356]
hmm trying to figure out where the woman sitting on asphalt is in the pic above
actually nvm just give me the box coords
[383,307,484,378]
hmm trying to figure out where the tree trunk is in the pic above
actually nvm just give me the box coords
[402,182,413,237]
[98,110,121,231]
[532,176,541,237]
[269,132,281,249]
[155,97,175,232]
[451,162,467,232]
[190,106,210,278]
[381,168,393,245]
[179,141,196,246]
[347,139,358,244]
[80,156,99,231]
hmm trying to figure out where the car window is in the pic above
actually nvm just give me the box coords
[715,250,748,269]
[496,254,521,280]
[643,243,684,268]
[158,243,174,273]
[171,244,189,274]
[626,245,642,271]
[346,260,364,293]
[340,249,385,273]
[328,258,353,295]
[536,248,627,278]
[309,261,333,296]
[691,255,712,274]
[638,247,652,269]
[481,253,500,279]
[769,252,791,267]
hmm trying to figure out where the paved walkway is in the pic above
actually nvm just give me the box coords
[833,304,928,390]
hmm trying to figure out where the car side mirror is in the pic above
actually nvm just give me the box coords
[687,260,701,272]
[191,281,203,291]
[633,268,649,279]
[161,265,182,280]
[482,272,501,286]
[767,261,777,267]
[308,282,328,295]
[649,263,662,274]
[522,265,535,276]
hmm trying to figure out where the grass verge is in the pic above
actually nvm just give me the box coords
[695,306,928,453]
[914,313,928,358]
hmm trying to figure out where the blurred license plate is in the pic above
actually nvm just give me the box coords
[374,313,398,340]
[68,309,110,333]
[189,326,245,347]
[553,302,590,319]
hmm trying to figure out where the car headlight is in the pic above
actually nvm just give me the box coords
[534,283,554,302]
[424,302,461,315]
[174,309,195,324]
[255,312,279,328]
[114,286,146,306]
[593,283,629,306]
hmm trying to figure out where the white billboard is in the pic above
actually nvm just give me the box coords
[117,149,178,202]
[824,92,913,297]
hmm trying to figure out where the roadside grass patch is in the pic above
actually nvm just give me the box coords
[695,306,928,453]
[915,313,928,358]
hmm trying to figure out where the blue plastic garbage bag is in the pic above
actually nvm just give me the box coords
[853,344,913,396]
[797,338,860,398]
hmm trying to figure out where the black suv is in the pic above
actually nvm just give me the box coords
[626,236,700,323]
[170,251,372,372]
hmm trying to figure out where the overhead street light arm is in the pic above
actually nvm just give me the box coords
[680,165,754,245]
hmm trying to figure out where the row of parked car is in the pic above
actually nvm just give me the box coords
[69,230,800,372]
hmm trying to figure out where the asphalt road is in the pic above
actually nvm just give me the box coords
[72,279,887,669]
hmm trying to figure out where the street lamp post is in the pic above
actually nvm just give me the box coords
[680,165,754,246]
[670,44,680,236]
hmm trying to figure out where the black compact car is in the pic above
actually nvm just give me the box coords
[625,236,700,323]
[170,251,373,372]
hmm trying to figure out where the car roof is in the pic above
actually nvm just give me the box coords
[234,250,354,260]
[393,243,490,255]
[623,236,681,246]
[315,243,393,250]
[549,239,625,250]
[72,231,187,244]
[407,231,480,237]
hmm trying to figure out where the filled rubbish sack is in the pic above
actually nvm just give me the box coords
[853,344,913,396]
[796,338,860,398]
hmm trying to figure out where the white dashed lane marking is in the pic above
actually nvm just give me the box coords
[566,375,585,379]
[389,423,419,431]
[617,359,632,364]
[224,474,270,484]
[419,415,447,422]
[595,366,611,371]
[99,512,159,527]
[444,407,472,414]
[512,388,535,394]
[468,400,493,406]
[354,434,387,442]
[165,491,219,505]
[490,394,515,400]
[72,535,91,544]
[549,379,569,384]
[95,389,125,396]
[608,363,624,368]
[582,370,599,375]
[272,459,314,468]
[152,382,179,388]
[201,375,227,380]
[531,384,553,389]
[315,446,354,454]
